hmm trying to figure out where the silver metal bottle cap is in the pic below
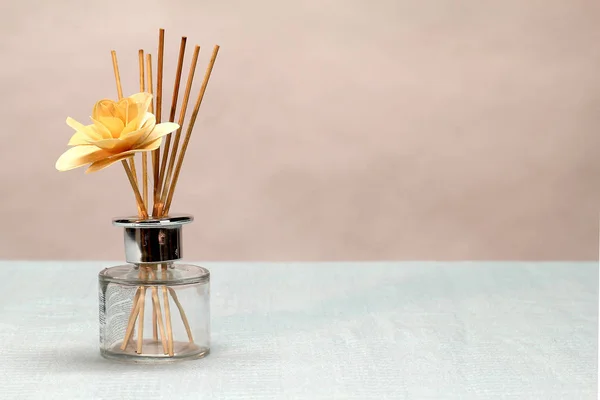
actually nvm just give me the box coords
[113,214,193,264]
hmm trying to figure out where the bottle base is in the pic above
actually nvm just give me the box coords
[100,340,210,363]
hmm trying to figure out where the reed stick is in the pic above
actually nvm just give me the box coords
[120,287,142,350]
[162,266,174,355]
[169,38,187,123]
[121,160,148,218]
[110,50,138,185]
[110,50,123,99]
[152,301,158,342]
[136,290,146,353]
[128,155,138,187]
[110,50,148,218]
[146,54,158,228]
[136,268,147,354]
[156,37,187,215]
[168,287,194,342]
[111,50,148,218]
[139,49,149,211]
[146,54,154,112]
[149,269,169,354]
[163,288,173,355]
[139,49,145,92]
[153,29,165,210]
[149,83,158,342]
[164,45,220,213]
[159,45,200,210]
[150,265,157,340]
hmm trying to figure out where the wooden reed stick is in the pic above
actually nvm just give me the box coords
[162,287,173,355]
[161,266,174,356]
[159,45,200,209]
[136,268,146,354]
[111,50,138,185]
[153,29,165,210]
[139,49,149,211]
[136,290,146,353]
[110,50,123,99]
[142,158,149,210]
[156,37,187,215]
[146,54,158,224]
[120,287,142,350]
[128,155,138,187]
[149,269,169,354]
[121,160,148,218]
[169,38,187,123]
[139,49,145,92]
[152,304,158,341]
[164,45,220,213]
[111,50,148,218]
[168,287,194,343]
[146,54,155,112]
[154,36,187,215]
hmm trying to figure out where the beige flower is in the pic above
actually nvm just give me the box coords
[56,92,179,173]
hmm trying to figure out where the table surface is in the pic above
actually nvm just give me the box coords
[0,261,597,399]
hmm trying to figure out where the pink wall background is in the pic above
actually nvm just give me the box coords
[1,0,599,261]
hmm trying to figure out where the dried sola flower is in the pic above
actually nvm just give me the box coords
[56,92,179,173]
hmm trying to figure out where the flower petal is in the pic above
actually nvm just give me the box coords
[92,100,118,120]
[144,122,179,143]
[130,92,153,112]
[66,117,86,132]
[96,117,124,138]
[68,131,93,146]
[131,124,156,147]
[139,137,162,151]
[139,112,154,129]
[90,138,122,151]
[125,101,140,125]
[85,144,157,173]
[106,98,127,123]
[85,152,135,173]
[90,117,113,139]
[66,117,103,141]
[55,145,111,171]
[122,114,155,144]
[122,113,146,135]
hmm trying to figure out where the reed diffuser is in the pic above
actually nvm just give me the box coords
[55,29,220,362]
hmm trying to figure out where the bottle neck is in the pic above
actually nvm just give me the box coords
[114,214,192,264]
[123,226,182,264]
[133,262,174,280]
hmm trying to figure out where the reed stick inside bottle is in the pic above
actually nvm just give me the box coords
[162,265,174,356]
[120,287,142,350]
[145,53,159,342]
[136,267,147,354]
[149,269,169,354]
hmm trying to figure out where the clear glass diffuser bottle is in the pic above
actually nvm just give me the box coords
[98,214,210,362]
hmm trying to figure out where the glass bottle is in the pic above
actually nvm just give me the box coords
[98,215,210,362]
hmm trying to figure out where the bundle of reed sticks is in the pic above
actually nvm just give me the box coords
[112,29,219,220]
[110,28,219,356]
